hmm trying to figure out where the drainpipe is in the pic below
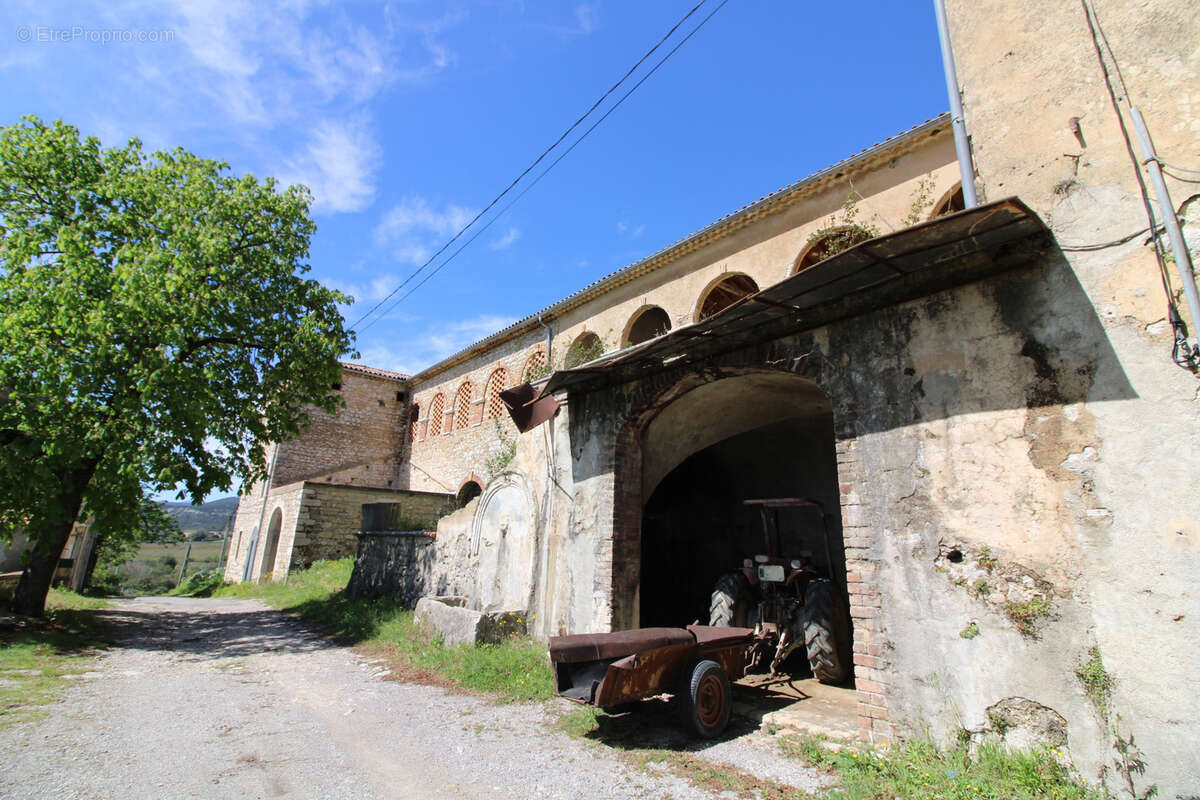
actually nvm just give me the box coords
[535,312,557,637]
[1129,106,1200,351]
[933,0,979,209]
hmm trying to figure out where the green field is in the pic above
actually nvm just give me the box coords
[136,541,225,562]
[104,540,228,595]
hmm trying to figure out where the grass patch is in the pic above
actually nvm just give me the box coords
[215,559,555,702]
[1004,594,1052,637]
[959,622,980,639]
[0,589,110,729]
[780,735,1102,800]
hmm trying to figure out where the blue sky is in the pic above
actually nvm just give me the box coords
[3,2,947,501]
[3,0,949,375]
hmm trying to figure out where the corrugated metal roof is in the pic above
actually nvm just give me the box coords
[407,113,953,383]
[541,198,1050,398]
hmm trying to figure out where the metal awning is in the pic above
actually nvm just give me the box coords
[542,198,1050,398]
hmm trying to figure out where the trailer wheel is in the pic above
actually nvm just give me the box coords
[803,578,848,685]
[710,572,756,628]
[678,659,731,738]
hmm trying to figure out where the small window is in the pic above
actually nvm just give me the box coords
[453,381,473,430]
[564,332,604,368]
[484,368,510,419]
[697,274,759,321]
[624,306,671,347]
[521,348,548,382]
[793,226,873,274]
[931,183,965,218]
[428,393,445,436]
[408,403,421,442]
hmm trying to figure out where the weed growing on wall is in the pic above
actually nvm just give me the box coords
[1074,645,1114,722]
[483,420,517,479]
[959,621,980,639]
[902,175,938,227]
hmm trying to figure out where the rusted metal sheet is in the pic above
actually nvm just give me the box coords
[499,382,560,433]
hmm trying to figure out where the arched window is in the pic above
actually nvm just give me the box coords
[793,226,873,274]
[930,183,965,218]
[483,368,510,419]
[408,403,421,442]
[428,393,445,436]
[564,331,604,368]
[452,381,474,430]
[624,306,671,347]
[697,274,759,321]
[521,348,548,382]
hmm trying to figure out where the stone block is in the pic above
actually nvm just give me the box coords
[414,596,528,647]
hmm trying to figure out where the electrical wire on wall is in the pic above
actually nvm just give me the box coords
[1079,0,1198,370]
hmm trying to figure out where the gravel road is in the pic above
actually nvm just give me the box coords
[0,596,827,799]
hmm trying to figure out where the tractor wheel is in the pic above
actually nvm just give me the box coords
[709,572,755,628]
[677,659,732,738]
[803,578,849,685]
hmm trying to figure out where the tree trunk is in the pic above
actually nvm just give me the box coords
[9,465,94,617]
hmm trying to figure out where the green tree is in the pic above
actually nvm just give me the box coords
[86,496,185,592]
[0,117,353,615]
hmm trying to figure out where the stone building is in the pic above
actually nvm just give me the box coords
[227,1,1199,793]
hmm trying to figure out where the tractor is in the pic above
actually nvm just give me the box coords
[708,498,849,684]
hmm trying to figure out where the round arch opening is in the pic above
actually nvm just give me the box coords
[633,371,851,680]
[696,274,759,321]
[623,306,671,346]
[793,226,873,274]
[931,183,965,218]
[457,479,483,508]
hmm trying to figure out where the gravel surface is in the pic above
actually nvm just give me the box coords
[0,596,828,799]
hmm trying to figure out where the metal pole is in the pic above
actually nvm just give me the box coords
[933,0,979,208]
[1129,106,1200,346]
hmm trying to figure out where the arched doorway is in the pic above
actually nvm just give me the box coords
[258,507,283,582]
[457,479,483,508]
[637,372,845,624]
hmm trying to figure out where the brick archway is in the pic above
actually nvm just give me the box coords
[602,365,891,742]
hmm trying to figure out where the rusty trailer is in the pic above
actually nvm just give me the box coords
[548,624,764,738]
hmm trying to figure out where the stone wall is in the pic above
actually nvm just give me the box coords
[345,532,437,603]
[272,367,408,490]
[288,484,452,569]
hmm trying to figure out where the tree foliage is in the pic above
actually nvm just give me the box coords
[0,117,353,614]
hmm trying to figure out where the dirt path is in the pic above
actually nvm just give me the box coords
[0,596,826,800]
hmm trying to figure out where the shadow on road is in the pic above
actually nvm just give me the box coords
[83,602,337,661]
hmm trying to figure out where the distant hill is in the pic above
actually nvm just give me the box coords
[161,497,239,532]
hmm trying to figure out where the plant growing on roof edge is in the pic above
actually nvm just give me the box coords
[0,116,353,616]
[803,193,881,264]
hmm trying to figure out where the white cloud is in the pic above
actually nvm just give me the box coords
[279,118,381,213]
[373,196,479,263]
[537,4,599,37]
[489,226,521,250]
[352,313,518,375]
[616,220,645,238]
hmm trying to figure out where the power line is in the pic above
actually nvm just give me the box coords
[358,0,732,334]
[350,0,716,332]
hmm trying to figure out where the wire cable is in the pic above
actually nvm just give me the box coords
[349,0,713,332]
[357,0,731,334]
